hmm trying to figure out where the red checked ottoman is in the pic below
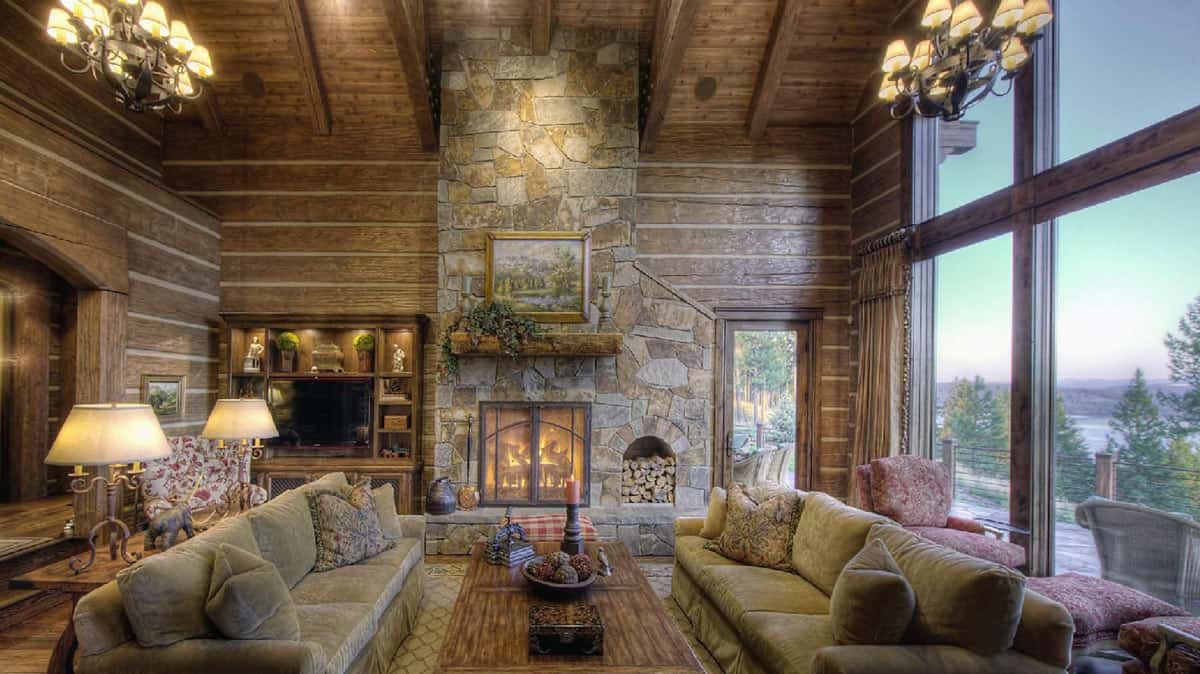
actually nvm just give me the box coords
[504,513,599,542]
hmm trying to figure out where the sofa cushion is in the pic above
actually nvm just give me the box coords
[362,537,423,583]
[1026,572,1189,648]
[868,524,1026,655]
[906,526,1026,568]
[248,488,317,588]
[706,484,802,570]
[116,516,260,647]
[791,492,888,595]
[831,538,915,645]
[206,543,301,640]
[371,484,403,541]
[308,483,391,572]
[697,564,830,631]
[740,612,835,674]
[869,455,952,527]
[699,486,727,539]
[295,602,375,674]
[674,535,741,581]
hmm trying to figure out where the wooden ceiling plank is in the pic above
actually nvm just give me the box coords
[641,0,702,153]
[280,0,332,135]
[382,0,438,151]
[532,0,553,55]
[747,0,802,138]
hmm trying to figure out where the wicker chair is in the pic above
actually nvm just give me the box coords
[1076,497,1200,613]
[757,446,792,486]
[731,452,763,486]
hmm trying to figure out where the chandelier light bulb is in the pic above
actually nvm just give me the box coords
[911,40,934,71]
[878,79,902,103]
[882,39,911,74]
[949,1,983,41]
[138,1,169,39]
[46,8,77,45]
[186,44,213,78]
[1000,38,1029,71]
[992,0,1025,30]
[58,0,86,18]
[1017,0,1053,35]
[117,0,140,5]
[175,70,194,96]
[85,0,111,37]
[921,0,952,29]
[168,20,193,53]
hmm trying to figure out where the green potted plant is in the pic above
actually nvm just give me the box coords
[353,332,376,372]
[439,301,543,378]
[277,331,300,372]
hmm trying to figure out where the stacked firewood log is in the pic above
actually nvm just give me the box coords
[621,455,676,503]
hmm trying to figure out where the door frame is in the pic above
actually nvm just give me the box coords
[714,308,822,491]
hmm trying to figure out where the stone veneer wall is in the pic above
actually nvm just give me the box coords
[432,25,714,528]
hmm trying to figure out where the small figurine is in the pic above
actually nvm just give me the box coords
[392,343,406,373]
[596,547,613,577]
[243,336,264,372]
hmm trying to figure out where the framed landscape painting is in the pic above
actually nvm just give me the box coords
[486,232,591,323]
[141,375,185,421]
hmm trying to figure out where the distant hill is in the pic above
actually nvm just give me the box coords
[935,379,1187,418]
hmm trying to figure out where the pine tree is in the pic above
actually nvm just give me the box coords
[940,376,1008,476]
[1164,437,1200,516]
[1109,369,1173,510]
[1053,396,1094,504]
[1162,294,1200,439]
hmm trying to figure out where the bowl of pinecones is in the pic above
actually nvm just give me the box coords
[522,551,598,595]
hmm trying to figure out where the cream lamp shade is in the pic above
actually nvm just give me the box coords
[45,404,171,467]
[201,398,279,441]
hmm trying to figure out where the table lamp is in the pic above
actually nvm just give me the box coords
[44,403,171,574]
[201,398,279,511]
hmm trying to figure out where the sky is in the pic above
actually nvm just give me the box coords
[934,0,1200,384]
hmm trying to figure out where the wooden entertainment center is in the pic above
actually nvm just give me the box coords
[221,314,426,514]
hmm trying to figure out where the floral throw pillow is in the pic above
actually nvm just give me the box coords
[705,483,802,570]
[307,481,391,572]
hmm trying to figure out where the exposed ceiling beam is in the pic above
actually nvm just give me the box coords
[280,0,331,135]
[531,0,553,55]
[382,0,438,151]
[747,0,802,139]
[167,0,223,136]
[641,0,702,153]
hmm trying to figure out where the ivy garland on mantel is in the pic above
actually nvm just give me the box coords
[439,301,544,378]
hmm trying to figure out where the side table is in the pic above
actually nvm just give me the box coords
[9,533,150,674]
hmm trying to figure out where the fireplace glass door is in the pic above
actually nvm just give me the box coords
[479,402,589,506]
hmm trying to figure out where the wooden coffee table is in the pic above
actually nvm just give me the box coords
[438,541,703,673]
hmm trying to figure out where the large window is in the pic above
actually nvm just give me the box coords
[1058,0,1200,163]
[934,235,1013,523]
[1052,175,1200,604]
[937,95,1014,213]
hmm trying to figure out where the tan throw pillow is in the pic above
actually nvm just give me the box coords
[307,482,391,571]
[705,483,802,570]
[699,486,727,539]
[206,543,300,640]
[831,539,916,645]
[372,483,403,540]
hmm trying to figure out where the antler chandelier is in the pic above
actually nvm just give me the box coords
[45,0,215,114]
[878,0,1053,121]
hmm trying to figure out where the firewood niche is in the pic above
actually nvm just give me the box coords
[447,331,622,357]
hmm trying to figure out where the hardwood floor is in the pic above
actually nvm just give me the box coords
[0,496,73,541]
[0,600,66,673]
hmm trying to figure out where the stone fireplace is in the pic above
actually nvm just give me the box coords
[622,436,675,504]
[478,402,590,506]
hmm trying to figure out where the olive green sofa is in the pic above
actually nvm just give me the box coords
[672,490,1075,674]
[73,472,424,674]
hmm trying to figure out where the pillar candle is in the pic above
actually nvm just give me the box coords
[565,478,581,504]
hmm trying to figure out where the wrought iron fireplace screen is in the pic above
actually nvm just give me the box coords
[478,402,590,506]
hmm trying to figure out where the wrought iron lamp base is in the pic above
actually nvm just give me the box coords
[66,468,143,575]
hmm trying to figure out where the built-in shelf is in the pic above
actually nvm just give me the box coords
[448,332,622,357]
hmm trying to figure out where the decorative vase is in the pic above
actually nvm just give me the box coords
[280,350,296,372]
[456,483,480,511]
[426,477,457,515]
[357,350,372,373]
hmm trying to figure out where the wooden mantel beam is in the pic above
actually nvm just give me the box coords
[280,0,331,135]
[383,0,438,151]
[747,0,802,139]
[641,0,702,153]
[532,0,553,55]
[167,0,223,136]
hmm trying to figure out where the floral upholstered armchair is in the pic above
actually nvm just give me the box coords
[855,455,1026,568]
[141,436,267,522]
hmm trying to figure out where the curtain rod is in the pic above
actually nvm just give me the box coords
[856,225,914,256]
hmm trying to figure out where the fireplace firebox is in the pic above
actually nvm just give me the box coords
[478,402,590,506]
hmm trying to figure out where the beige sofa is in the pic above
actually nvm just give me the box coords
[672,490,1075,674]
[73,473,424,674]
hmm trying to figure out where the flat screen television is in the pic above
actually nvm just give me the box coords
[267,379,372,449]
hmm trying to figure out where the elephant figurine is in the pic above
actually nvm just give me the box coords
[146,503,194,550]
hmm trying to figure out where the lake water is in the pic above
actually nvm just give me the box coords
[1072,415,1112,456]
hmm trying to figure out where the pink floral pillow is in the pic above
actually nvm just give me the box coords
[869,455,951,527]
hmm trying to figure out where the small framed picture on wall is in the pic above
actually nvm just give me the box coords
[485,231,591,323]
[141,374,186,422]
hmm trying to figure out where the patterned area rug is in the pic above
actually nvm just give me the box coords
[0,537,53,561]
[388,561,720,673]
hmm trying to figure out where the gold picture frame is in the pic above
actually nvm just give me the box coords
[485,231,591,323]
[141,374,186,421]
